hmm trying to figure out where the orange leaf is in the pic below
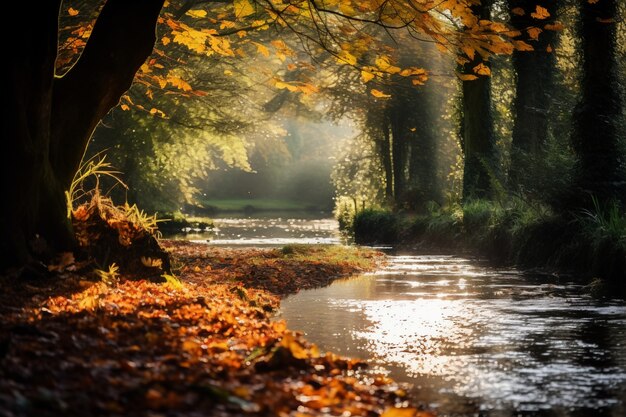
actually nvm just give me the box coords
[162,36,171,46]
[527,27,542,40]
[513,40,534,51]
[473,63,491,76]
[121,104,130,111]
[544,22,564,31]
[458,73,478,81]
[68,7,79,16]
[530,5,550,20]
[370,89,391,98]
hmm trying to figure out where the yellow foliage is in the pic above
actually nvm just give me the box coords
[234,0,255,18]
[361,70,375,83]
[337,50,357,66]
[186,9,207,18]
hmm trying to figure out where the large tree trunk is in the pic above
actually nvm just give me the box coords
[508,0,558,185]
[1,0,164,270]
[570,0,625,207]
[460,1,497,201]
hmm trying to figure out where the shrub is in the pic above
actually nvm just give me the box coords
[353,209,399,244]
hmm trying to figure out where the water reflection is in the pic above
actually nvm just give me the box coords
[279,255,626,417]
[172,213,343,246]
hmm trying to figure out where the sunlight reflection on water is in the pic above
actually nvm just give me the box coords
[279,255,626,417]
[174,215,343,246]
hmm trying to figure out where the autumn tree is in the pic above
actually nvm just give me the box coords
[1,0,165,269]
[1,0,525,269]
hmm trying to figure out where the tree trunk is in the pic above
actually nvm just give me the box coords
[570,0,625,207]
[460,1,497,201]
[508,0,557,185]
[389,110,408,206]
[1,0,165,270]
[376,123,394,201]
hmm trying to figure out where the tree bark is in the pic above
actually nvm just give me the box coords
[460,1,497,201]
[1,0,165,270]
[570,0,625,207]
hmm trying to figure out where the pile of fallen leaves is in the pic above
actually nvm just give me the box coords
[71,193,170,276]
[0,243,430,417]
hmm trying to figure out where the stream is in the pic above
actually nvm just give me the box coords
[182,214,626,417]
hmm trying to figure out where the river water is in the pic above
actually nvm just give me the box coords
[181,215,626,416]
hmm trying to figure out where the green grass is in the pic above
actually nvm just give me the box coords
[197,198,316,212]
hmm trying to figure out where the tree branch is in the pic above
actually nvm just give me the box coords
[51,0,166,187]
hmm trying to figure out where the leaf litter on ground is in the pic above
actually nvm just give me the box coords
[0,241,434,417]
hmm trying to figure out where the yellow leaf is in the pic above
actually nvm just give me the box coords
[234,0,255,18]
[511,7,525,16]
[361,70,375,83]
[68,7,79,16]
[149,108,158,115]
[399,67,426,77]
[275,81,299,92]
[167,73,193,91]
[375,55,400,73]
[527,27,542,40]
[224,69,233,76]
[473,63,491,76]
[371,89,391,98]
[458,73,478,81]
[161,36,171,46]
[253,42,270,57]
[530,5,550,20]
[121,104,130,111]
[186,9,207,18]
[337,50,357,66]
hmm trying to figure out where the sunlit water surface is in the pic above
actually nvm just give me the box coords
[175,217,626,416]
[172,213,343,246]
[279,255,626,417]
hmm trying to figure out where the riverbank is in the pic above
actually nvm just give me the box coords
[351,202,626,294]
[0,244,426,416]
